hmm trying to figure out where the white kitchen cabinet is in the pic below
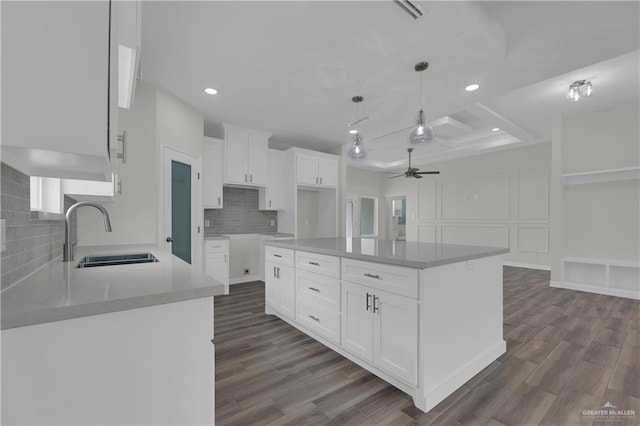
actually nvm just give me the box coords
[342,282,418,386]
[1,0,118,182]
[259,149,285,210]
[296,153,338,188]
[266,260,295,320]
[203,137,224,208]
[205,240,229,294]
[62,173,121,203]
[223,124,271,186]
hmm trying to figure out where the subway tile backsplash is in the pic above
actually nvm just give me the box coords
[204,187,277,235]
[1,163,76,290]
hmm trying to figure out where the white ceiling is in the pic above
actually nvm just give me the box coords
[141,1,640,171]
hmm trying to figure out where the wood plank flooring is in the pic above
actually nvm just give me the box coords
[214,267,639,425]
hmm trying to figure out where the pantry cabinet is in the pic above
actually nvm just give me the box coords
[223,124,271,186]
[258,149,285,210]
[1,0,118,181]
[203,137,224,208]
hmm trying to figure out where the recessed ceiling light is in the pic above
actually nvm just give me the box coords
[492,127,500,132]
[204,88,218,95]
[465,84,479,92]
[348,129,358,134]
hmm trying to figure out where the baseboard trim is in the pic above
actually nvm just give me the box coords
[550,280,639,300]
[423,340,506,412]
[503,261,550,271]
[229,275,261,285]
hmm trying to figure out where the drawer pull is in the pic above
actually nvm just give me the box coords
[274,254,283,258]
[308,287,320,292]
[364,273,381,279]
[309,314,320,322]
[308,261,320,266]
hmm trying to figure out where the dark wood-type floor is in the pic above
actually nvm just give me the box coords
[214,267,639,425]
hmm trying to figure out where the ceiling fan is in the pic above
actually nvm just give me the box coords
[387,148,440,179]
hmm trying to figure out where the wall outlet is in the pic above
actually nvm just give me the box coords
[204,219,211,227]
[270,219,275,226]
[466,260,474,269]
[244,268,250,275]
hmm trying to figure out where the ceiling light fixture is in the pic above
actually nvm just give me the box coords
[348,133,366,160]
[347,96,367,160]
[465,83,480,92]
[394,0,424,20]
[492,127,500,132]
[409,61,434,145]
[567,80,593,102]
[204,87,218,95]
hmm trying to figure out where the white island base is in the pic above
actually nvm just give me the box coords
[265,242,506,413]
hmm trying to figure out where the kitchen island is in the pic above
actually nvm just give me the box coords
[1,244,225,425]
[264,237,509,413]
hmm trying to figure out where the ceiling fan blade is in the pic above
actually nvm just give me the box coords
[347,116,372,127]
[388,174,405,178]
[415,171,440,175]
[412,174,424,179]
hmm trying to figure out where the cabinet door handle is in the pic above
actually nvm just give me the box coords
[308,261,320,266]
[366,292,371,311]
[308,287,320,292]
[315,177,318,184]
[245,174,248,182]
[320,177,322,185]
[276,267,280,279]
[373,295,380,314]
[273,266,277,277]
[250,174,253,183]
[117,131,127,163]
[308,314,320,322]
[117,180,122,195]
[274,254,282,258]
[269,200,271,207]
[364,273,380,279]
[218,196,221,206]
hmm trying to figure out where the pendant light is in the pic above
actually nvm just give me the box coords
[409,61,434,144]
[347,96,367,160]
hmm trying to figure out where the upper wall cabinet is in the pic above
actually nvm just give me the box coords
[223,123,272,187]
[203,137,224,209]
[117,0,142,110]
[1,0,119,181]
[296,153,338,188]
[259,149,285,211]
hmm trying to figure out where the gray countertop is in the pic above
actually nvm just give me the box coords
[204,232,294,240]
[265,238,508,269]
[1,244,226,330]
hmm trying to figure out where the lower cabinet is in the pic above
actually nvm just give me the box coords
[341,282,418,386]
[204,240,229,294]
[265,260,295,320]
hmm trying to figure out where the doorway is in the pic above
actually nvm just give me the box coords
[162,146,202,266]
[387,196,406,241]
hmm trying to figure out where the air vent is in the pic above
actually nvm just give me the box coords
[394,0,424,20]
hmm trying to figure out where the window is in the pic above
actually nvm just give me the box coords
[30,176,62,214]
[360,196,377,237]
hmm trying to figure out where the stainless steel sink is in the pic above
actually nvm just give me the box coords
[76,252,159,268]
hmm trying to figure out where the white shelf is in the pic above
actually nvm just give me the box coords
[561,166,640,185]
[558,257,640,300]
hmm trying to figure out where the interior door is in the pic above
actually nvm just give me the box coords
[171,160,191,263]
[162,146,202,266]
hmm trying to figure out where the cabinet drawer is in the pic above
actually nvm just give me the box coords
[296,251,340,278]
[205,240,228,253]
[296,296,341,344]
[342,258,419,298]
[265,245,294,266]
[296,270,340,310]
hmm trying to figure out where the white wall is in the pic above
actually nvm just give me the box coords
[383,143,552,269]
[550,102,639,282]
[77,82,204,246]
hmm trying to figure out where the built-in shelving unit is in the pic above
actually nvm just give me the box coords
[561,166,640,186]
[553,257,640,300]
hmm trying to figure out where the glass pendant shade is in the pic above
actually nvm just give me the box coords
[567,80,593,102]
[348,134,366,160]
[409,109,434,144]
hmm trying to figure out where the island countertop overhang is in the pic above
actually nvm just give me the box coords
[264,238,509,269]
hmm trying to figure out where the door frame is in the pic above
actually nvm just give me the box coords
[159,144,203,267]
[386,195,407,241]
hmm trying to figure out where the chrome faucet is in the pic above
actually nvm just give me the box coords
[64,201,112,262]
